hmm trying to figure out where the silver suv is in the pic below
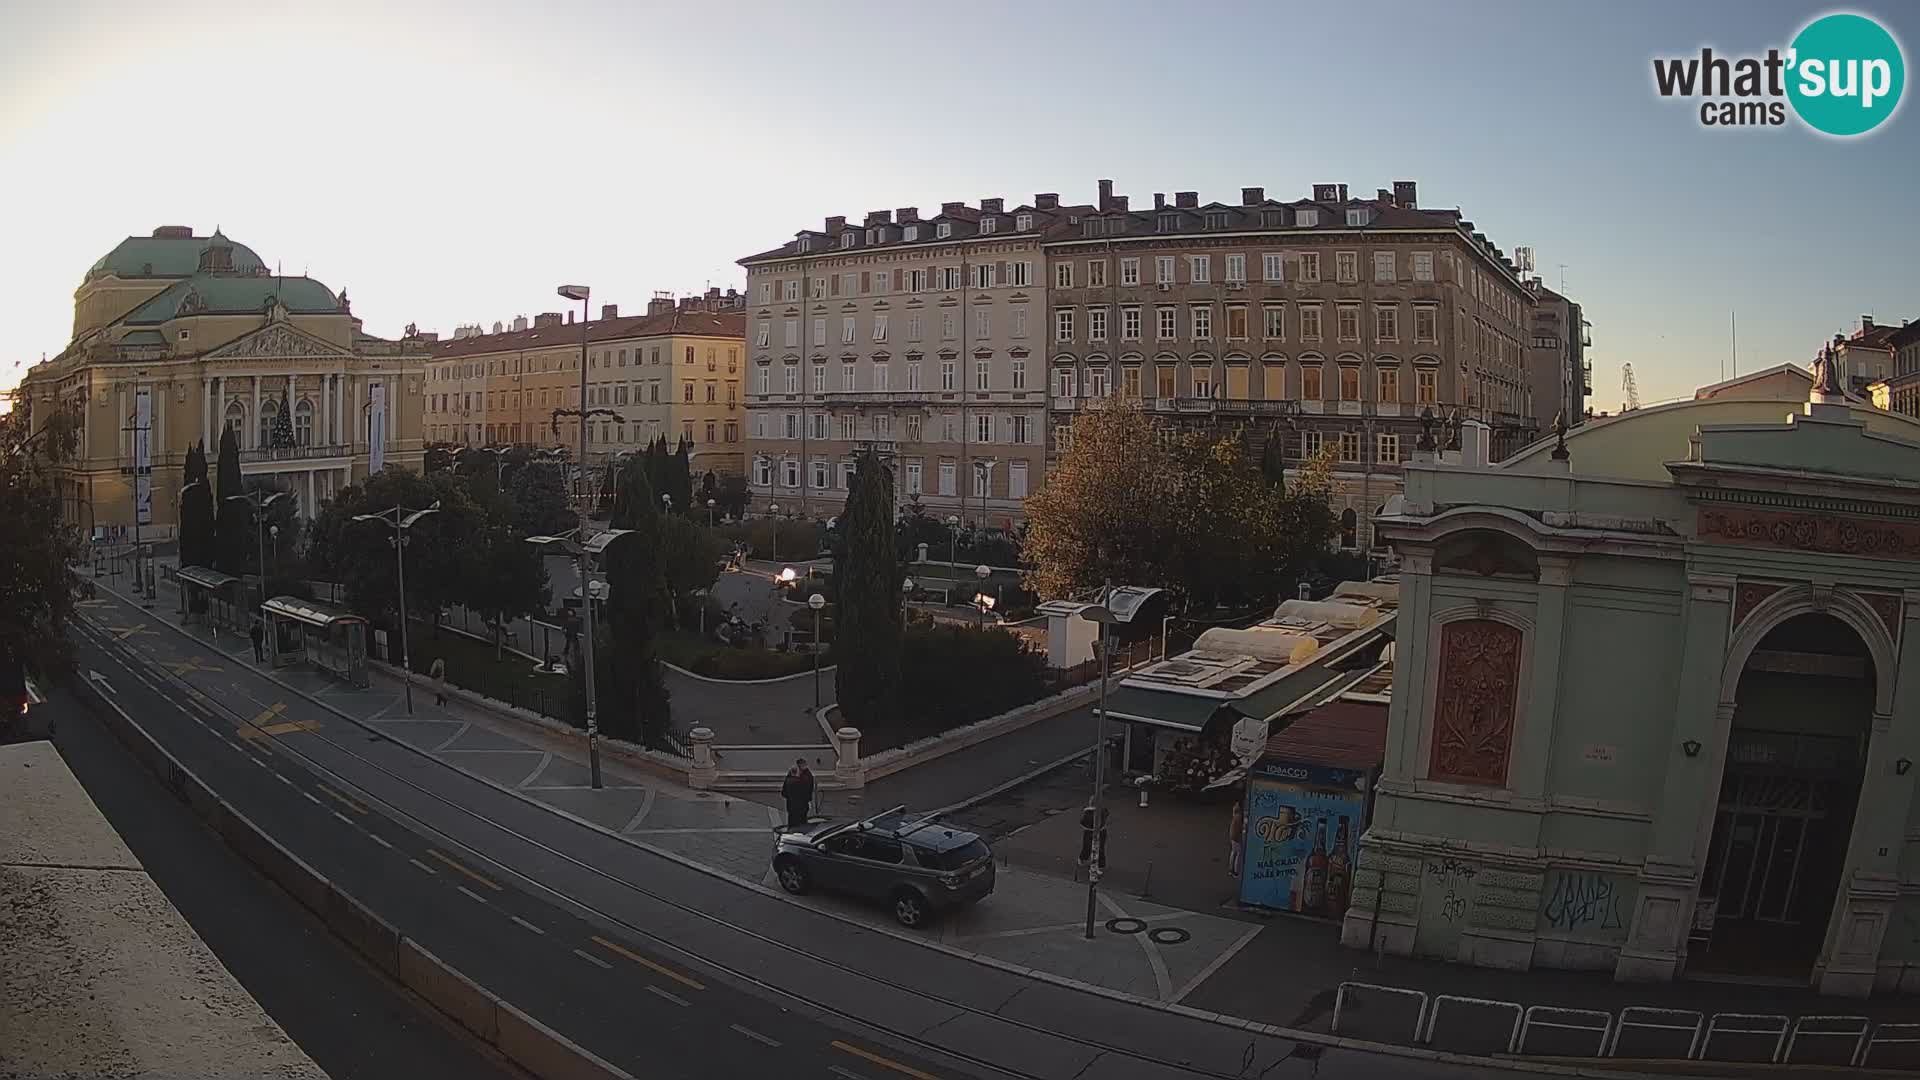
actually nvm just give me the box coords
[772,807,994,928]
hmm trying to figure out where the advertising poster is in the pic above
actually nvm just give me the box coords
[368,381,387,473]
[1239,760,1368,917]
[133,387,153,526]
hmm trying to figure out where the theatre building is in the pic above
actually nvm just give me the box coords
[1342,369,1920,996]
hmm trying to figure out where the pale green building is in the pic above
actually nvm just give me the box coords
[1342,381,1920,997]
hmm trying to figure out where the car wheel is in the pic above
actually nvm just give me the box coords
[775,857,810,895]
[892,889,929,929]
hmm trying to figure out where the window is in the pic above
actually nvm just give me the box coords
[1336,251,1358,283]
[1303,364,1323,400]
[980,217,997,234]
[1297,208,1320,228]
[1056,309,1075,343]
[1054,423,1073,451]
[1189,255,1211,283]
[938,461,956,495]
[1378,367,1400,402]
[907,314,923,341]
[975,359,990,390]
[940,361,955,390]
[841,363,856,391]
[1115,365,1138,398]
[704,420,716,443]
[907,361,922,390]
[973,461,991,499]
[1415,306,1438,343]
[1011,359,1026,390]
[1191,305,1212,340]
[1225,254,1246,283]
[873,269,891,293]
[294,400,313,446]
[783,319,798,347]
[757,282,773,305]
[1301,305,1323,340]
[811,277,827,299]
[1016,212,1033,231]
[1378,432,1400,463]
[1339,366,1360,400]
[755,457,772,486]
[812,318,826,344]
[1299,252,1321,282]
[755,321,771,348]
[1191,366,1212,399]
[1087,366,1110,397]
[908,268,927,293]
[783,459,800,487]
[783,280,800,301]
[1303,429,1323,457]
[812,460,829,489]
[840,272,856,296]
[974,308,990,339]
[1373,251,1395,282]
[905,460,922,493]
[1156,365,1176,398]
[1055,262,1074,289]
[1417,368,1437,404]
[972,263,997,289]
[1010,414,1030,443]
[1339,431,1361,462]
[1055,368,1076,397]
[842,317,857,344]
[942,265,962,291]
[1119,257,1139,286]
[874,363,889,391]
[1088,260,1106,287]
[1122,306,1142,341]
[1263,305,1285,340]
[941,413,956,441]
[1157,212,1178,233]
[1011,306,1027,338]
[1155,256,1175,283]
[1009,461,1028,498]
[937,222,952,239]
[1157,306,1177,340]
[1347,209,1370,227]
[812,364,826,393]
[841,232,856,249]
[1260,253,1284,283]
[1227,305,1249,340]
[685,381,696,402]
[837,461,855,490]
[810,413,827,439]
[1010,260,1031,287]
[1337,305,1360,342]
[778,364,794,393]
[873,314,889,342]
[1089,308,1107,341]
[941,311,955,340]
[1412,252,1434,282]
[1376,306,1399,342]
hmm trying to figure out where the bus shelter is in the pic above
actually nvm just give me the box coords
[176,567,245,637]
[261,596,369,688]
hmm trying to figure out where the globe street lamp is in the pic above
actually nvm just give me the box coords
[227,490,290,609]
[351,501,442,715]
[706,497,716,527]
[901,576,914,622]
[974,564,992,624]
[808,592,827,711]
[768,502,780,563]
[1077,585,1165,939]
[526,526,633,789]
[946,514,960,567]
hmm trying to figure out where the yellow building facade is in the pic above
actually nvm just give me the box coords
[16,227,428,533]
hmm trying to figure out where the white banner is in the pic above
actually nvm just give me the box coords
[133,387,153,526]
[368,381,387,473]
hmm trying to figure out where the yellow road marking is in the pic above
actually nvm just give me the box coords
[107,624,155,640]
[425,848,501,891]
[260,719,322,736]
[167,656,223,675]
[316,784,368,816]
[238,704,287,745]
[590,935,706,991]
[831,1041,941,1080]
[76,599,109,607]
[250,703,288,725]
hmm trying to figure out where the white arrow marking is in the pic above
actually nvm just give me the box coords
[87,669,118,696]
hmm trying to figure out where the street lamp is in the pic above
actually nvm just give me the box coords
[808,592,826,711]
[946,514,960,567]
[352,501,442,716]
[768,502,780,563]
[974,564,992,623]
[1078,585,1165,940]
[227,490,290,609]
[706,498,716,527]
[901,576,914,621]
[661,492,672,514]
[526,526,633,789]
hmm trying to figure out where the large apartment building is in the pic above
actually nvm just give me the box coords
[1526,284,1590,428]
[1870,319,1920,418]
[738,196,1086,528]
[424,290,747,480]
[1045,179,1539,547]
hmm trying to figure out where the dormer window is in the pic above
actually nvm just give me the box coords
[1297,209,1320,227]
[936,222,952,239]
[1157,213,1178,233]
[1205,211,1228,229]
[1346,209,1370,227]
[1261,210,1284,228]
[866,229,878,245]
[980,217,997,234]
[798,237,813,252]
[841,231,857,248]
[904,224,919,241]
[1015,212,1033,231]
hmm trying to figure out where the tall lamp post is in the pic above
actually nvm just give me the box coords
[352,501,442,715]
[706,498,716,527]
[561,283,606,786]
[527,527,632,789]
[808,592,827,711]
[946,514,960,567]
[768,502,780,564]
[901,576,914,622]
[227,490,290,609]
[974,563,992,624]
[1079,585,1163,939]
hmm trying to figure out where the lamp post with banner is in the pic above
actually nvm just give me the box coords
[122,392,156,606]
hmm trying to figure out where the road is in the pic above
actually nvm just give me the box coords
[63,592,1564,1080]
[40,683,519,1080]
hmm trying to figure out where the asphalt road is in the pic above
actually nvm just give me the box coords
[64,592,1562,1080]
[40,682,518,1080]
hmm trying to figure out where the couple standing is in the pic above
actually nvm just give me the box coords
[781,758,816,828]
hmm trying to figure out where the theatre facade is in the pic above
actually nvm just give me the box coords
[1341,375,1920,996]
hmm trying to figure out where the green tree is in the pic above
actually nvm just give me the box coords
[178,440,215,571]
[0,406,84,675]
[714,473,750,521]
[833,450,903,730]
[656,515,723,628]
[592,457,670,745]
[214,426,249,575]
[467,525,549,658]
[509,461,573,538]
[670,435,694,516]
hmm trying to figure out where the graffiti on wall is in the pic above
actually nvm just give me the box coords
[1427,857,1478,926]
[1540,869,1633,940]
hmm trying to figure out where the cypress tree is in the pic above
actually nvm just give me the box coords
[179,440,216,571]
[832,449,902,730]
[594,457,671,744]
[214,426,250,575]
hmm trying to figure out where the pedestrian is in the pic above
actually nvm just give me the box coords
[781,757,815,829]
[249,617,265,662]
[429,657,447,707]
[1228,799,1246,878]
[1078,801,1110,869]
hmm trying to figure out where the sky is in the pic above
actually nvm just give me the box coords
[3,0,1915,407]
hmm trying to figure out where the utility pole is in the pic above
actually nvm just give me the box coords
[121,398,155,607]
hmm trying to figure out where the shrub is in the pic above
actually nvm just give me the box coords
[657,631,831,681]
[866,623,1047,750]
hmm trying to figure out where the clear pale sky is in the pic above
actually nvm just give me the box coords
[3,0,1914,406]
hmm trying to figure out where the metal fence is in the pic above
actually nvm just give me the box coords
[1331,981,1913,1069]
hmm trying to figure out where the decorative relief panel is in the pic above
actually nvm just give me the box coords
[1428,619,1524,786]
[1699,507,1920,562]
[1858,590,1903,643]
[1732,581,1785,629]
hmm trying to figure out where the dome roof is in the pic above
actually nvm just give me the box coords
[123,274,338,324]
[86,227,267,281]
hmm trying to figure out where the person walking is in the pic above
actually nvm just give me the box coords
[249,617,266,663]
[1078,801,1110,870]
[1228,798,1246,878]
[429,657,448,708]
[781,758,815,829]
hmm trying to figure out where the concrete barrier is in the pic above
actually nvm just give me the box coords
[215,801,332,918]
[496,1000,636,1080]
[323,888,402,978]
[398,938,500,1044]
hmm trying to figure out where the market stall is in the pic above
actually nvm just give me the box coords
[1237,701,1387,919]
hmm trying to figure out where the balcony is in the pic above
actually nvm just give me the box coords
[239,442,352,464]
[818,390,934,406]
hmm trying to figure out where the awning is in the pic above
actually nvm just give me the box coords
[1095,684,1227,733]
[177,566,240,591]
[262,596,365,629]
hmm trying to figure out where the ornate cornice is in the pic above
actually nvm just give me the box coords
[1699,506,1920,562]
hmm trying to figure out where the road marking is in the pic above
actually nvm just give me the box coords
[729,1023,781,1048]
[509,915,545,935]
[316,784,368,815]
[425,848,502,891]
[367,833,393,850]
[330,810,356,827]
[590,934,705,991]
[828,1068,871,1080]
[300,791,323,806]
[107,623,155,640]
[644,985,689,1007]
[455,885,490,905]
[409,857,437,875]
[166,656,223,675]
[1171,924,1262,1004]
[572,948,613,970]
[273,773,294,787]
[831,1042,940,1080]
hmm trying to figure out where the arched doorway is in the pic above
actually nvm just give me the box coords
[1694,612,1874,978]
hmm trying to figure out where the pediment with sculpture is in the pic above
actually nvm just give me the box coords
[206,322,354,361]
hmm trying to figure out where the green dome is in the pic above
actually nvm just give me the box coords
[87,228,267,281]
[124,274,339,324]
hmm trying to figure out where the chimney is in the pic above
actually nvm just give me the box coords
[492,321,504,334]
[566,310,574,324]
[1393,180,1418,208]
[1034,193,1059,210]
[1241,187,1264,206]
[600,304,618,320]
[1097,179,1114,211]
[648,291,675,316]
[1377,188,1392,202]
[1337,183,1349,201]
[897,206,919,223]
[706,286,721,301]
[981,197,1004,214]
[1153,193,1166,211]
[534,312,562,329]
[1175,191,1198,209]
[152,225,194,239]
[864,210,891,227]
[825,215,847,233]
[1112,195,1129,212]
[513,315,529,332]
[1861,314,1876,332]
[940,201,966,215]
[1314,183,1339,202]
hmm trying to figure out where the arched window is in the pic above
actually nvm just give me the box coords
[258,398,278,447]
[294,399,314,446]
[224,400,246,441]
[1340,507,1358,548]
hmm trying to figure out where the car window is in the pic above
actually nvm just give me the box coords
[921,839,989,872]
[856,836,903,864]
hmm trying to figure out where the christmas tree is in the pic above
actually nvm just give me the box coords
[271,394,295,448]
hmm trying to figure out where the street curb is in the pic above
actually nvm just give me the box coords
[933,744,1092,816]
[77,583,1780,1080]
[75,635,636,1080]
[661,660,837,686]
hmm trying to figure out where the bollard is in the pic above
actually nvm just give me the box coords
[1138,860,1153,900]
